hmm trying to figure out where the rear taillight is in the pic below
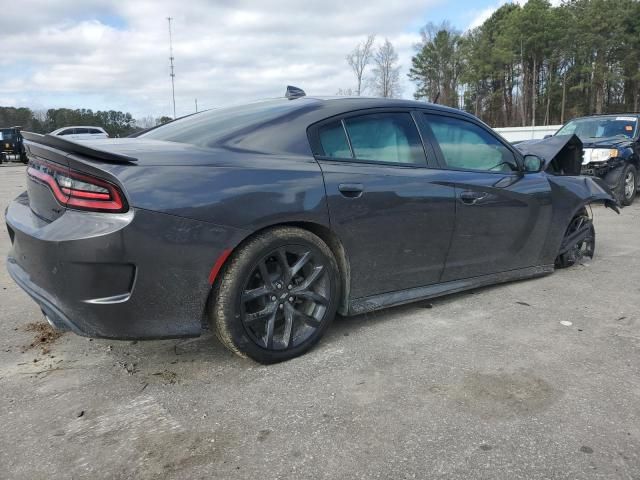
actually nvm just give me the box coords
[27,159,127,213]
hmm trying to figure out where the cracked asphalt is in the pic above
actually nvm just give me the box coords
[1,163,639,479]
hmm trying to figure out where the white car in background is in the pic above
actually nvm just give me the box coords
[50,126,109,140]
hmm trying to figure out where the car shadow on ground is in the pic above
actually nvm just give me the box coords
[87,276,544,370]
[329,281,512,330]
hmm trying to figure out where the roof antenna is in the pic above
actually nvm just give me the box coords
[285,85,306,100]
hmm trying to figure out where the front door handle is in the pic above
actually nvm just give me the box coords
[459,190,488,205]
[338,183,364,198]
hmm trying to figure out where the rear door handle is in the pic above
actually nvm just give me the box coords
[338,183,364,198]
[459,190,488,205]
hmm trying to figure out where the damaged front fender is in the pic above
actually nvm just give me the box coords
[538,174,619,266]
[549,175,620,214]
[515,134,620,213]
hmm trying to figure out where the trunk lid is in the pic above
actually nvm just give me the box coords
[76,137,230,166]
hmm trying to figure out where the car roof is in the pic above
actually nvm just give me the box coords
[140,96,484,157]
[568,113,640,121]
[297,96,472,118]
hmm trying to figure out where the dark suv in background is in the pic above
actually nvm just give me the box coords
[0,127,27,164]
[554,114,640,206]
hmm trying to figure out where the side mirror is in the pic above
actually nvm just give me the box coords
[523,154,545,173]
[543,134,552,139]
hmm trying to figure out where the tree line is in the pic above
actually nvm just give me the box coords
[4,0,636,132]
[347,0,640,127]
[0,106,172,137]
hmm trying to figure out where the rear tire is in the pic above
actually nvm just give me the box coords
[211,227,340,363]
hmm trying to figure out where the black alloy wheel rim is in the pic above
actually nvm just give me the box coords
[239,245,330,351]
[565,215,594,264]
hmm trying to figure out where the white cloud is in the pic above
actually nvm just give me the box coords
[0,0,434,118]
[467,0,562,31]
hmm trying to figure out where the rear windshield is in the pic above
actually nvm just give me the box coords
[141,99,311,151]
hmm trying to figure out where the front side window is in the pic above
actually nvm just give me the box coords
[425,114,518,172]
[345,113,426,165]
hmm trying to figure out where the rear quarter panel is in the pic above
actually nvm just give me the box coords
[104,153,330,234]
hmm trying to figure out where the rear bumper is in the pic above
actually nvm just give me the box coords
[7,259,79,334]
[5,192,247,339]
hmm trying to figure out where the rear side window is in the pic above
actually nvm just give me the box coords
[318,113,426,165]
[425,114,518,172]
[318,122,351,158]
[345,113,425,165]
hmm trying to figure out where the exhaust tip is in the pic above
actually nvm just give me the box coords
[41,310,70,332]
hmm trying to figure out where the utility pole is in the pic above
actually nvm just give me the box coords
[561,70,566,124]
[167,17,176,119]
[195,98,198,113]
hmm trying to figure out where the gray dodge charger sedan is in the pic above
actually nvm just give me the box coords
[5,89,618,363]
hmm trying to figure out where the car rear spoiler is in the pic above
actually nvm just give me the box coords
[22,131,138,164]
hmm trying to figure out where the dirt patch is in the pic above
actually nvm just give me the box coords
[152,370,178,385]
[22,322,64,354]
[429,371,561,419]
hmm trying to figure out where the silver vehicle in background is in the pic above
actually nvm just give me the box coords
[50,126,109,140]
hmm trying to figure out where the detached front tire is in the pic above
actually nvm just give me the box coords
[211,227,340,364]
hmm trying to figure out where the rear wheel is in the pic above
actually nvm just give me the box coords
[211,227,339,363]
[555,211,595,268]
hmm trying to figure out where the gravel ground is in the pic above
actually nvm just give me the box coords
[1,163,639,479]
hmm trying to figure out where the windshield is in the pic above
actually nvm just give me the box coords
[557,116,638,140]
[0,129,15,141]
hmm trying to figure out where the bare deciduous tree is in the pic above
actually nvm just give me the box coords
[372,38,401,98]
[346,34,376,96]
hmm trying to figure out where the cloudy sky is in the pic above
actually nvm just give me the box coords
[1,0,528,119]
